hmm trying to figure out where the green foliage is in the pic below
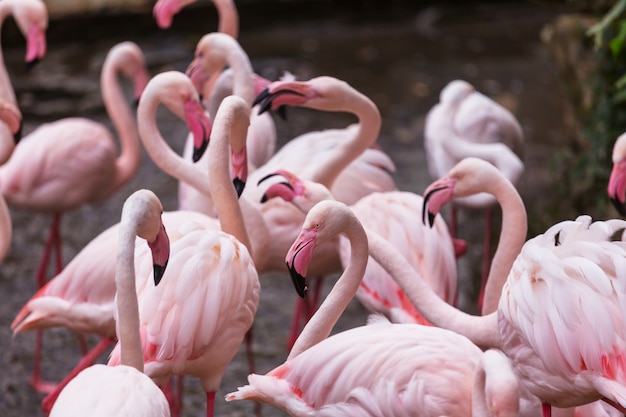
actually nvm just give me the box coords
[549,0,626,228]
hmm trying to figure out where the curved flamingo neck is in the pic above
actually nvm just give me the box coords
[116,215,145,372]
[100,48,142,196]
[208,96,252,253]
[365,229,501,349]
[213,0,239,38]
[138,83,208,197]
[480,176,527,315]
[0,196,11,260]
[216,36,255,107]
[287,212,368,360]
[310,88,381,189]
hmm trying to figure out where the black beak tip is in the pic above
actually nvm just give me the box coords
[153,262,167,286]
[287,262,307,298]
[260,194,268,203]
[233,178,246,198]
[611,197,626,217]
[277,106,288,121]
[192,140,209,163]
[13,122,23,145]
[24,58,40,72]
[427,211,436,228]
[253,88,270,108]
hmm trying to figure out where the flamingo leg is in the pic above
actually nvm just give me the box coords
[162,376,184,417]
[542,402,552,417]
[477,206,493,312]
[245,326,255,374]
[287,296,306,351]
[448,203,458,239]
[30,330,57,395]
[41,336,115,413]
[176,375,184,417]
[206,391,216,417]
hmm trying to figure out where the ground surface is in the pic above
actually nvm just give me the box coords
[1,1,578,416]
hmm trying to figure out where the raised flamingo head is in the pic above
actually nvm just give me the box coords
[422,157,503,227]
[11,0,48,68]
[285,200,355,297]
[186,32,238,96]
[254,76,353,114]
[608,132,626,216]
[105,42,151,106]
[121,189,171,285]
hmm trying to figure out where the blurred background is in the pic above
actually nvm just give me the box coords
[0,0,619,416]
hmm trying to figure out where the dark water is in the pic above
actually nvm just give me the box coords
[0,1,574,416]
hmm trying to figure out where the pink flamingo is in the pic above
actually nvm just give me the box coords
[354,157,626,417]
[423,79,524,311]
[5,40,151,395]
[0,40,151,291]
[226,200,523,417]
[0,0,47,164]
[48,189,171,417]
[110,81,260,417]
[608,131,626,216]
[154,0,239,36]
[259,169,458,347]
[182,32,277,216]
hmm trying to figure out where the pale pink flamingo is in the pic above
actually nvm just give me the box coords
[226,200,526,417]
[0,40,151,292]
[423,79,524,311]
[345,157,626,417]
[110,82,260,417]
[0,0,47,164]
[259,169,458,348]
[608,131,626,216]
[182,32,277,216]
[4,40,152,395]
[48,189,171,417]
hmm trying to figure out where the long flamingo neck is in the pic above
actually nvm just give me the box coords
[0,3,19,107]
[0,196,11,260]
[213,0,239,38]
[365,229,501,349]
[100,53,142,196]
[138,92,208,196]
[115,222,144,372]
[480,177,527,315]
[310,90,381,189]
[209,98,252,254]
[287,215,368,360]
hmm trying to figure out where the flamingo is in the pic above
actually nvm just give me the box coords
[0,0,47,165]
[3,40,152,395]
[109,84,260,417]
[226,200,523,417]
[259,169,457,346]
[423,79,524,311]
[48,189,171,417]
[327,157,626,417]
[153,0,239,37]
[608,131,626,216]
[0,40,151,291]
[182,32,277,216]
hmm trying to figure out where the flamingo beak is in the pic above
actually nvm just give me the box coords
[608,160,626,216]
[148,223,170,286]
[422,177,456,227]
[285,227,318,298]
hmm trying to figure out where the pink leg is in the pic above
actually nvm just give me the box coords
[477,206,493,312]
[162,376,184,417]
[287,296,306,351]
[206,391,216,417]
[41,337,115,414]
[30,330,57,395]
[542,402,551,417]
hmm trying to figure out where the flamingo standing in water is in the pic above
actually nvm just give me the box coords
[258,169,457,347]
[423,79,524,311]
[109,79,260,417]
[48,189,171,417]
[0,39,151,291]
[226,200,525,417]
[0,0,47,164]
[5,40,152,395]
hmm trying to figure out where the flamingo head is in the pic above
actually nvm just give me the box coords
[253,77,323,115]
[422,176,456,227]
[609,133,626,216]
[148,221,170,286]
[13,0,48,69]
[231,145,248,197]
[258,170,333,213]
[153,0,183,29]
[182,93,211,162]
[285,224,317,298]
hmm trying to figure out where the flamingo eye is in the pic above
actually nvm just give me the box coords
[315,223,320,228]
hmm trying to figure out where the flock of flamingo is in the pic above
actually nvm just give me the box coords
[3,0,626,416]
